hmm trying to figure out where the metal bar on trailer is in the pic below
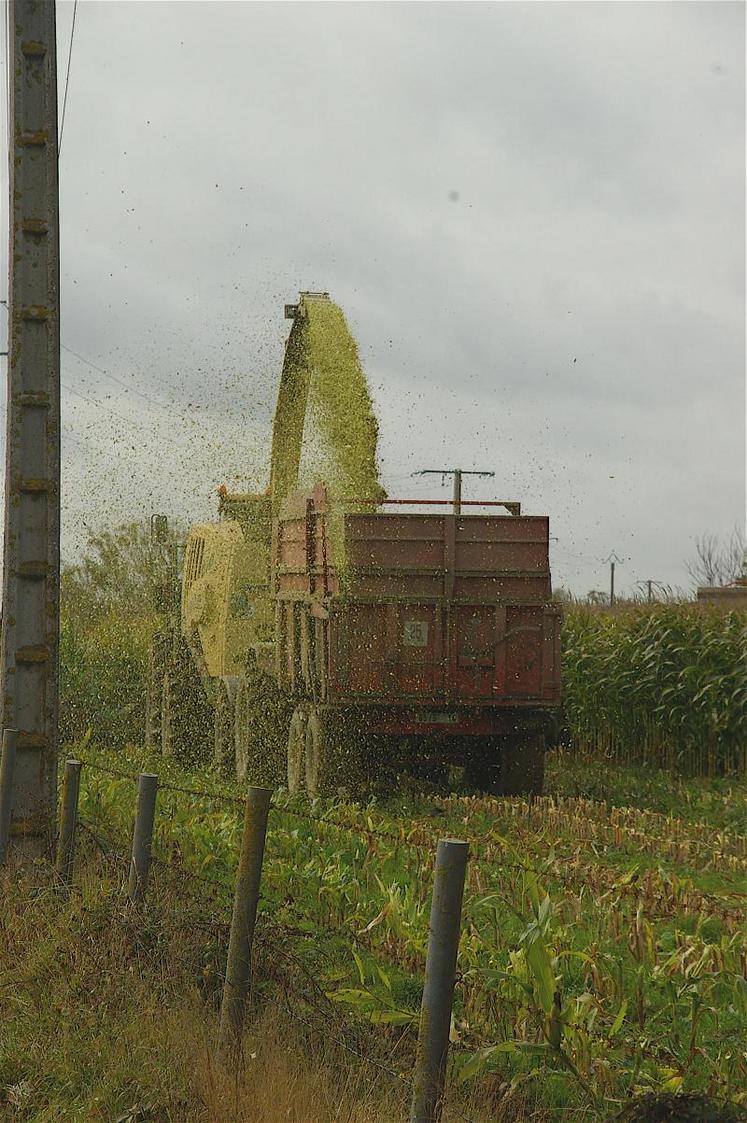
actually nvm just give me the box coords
[349,498,521,511]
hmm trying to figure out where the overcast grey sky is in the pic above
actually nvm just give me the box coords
[1,0,744,596]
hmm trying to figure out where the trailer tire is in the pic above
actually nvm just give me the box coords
[463,739,501,794]
[287,707,307,794]
[214,682,234,774]
[499,731,545,796]
[235,673,289,788]
[160,652,212,767]
[305,709,361,798]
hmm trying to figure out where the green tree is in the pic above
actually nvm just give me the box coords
[62,518,183,619]
[60,518,184,749]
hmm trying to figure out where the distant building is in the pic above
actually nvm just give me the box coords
[697,576,747,608]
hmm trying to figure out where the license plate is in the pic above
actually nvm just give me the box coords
[419,712,459,724]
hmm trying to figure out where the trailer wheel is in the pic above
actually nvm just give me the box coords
[287,707,307,794]
[214,682,234,774]
[305,709,361,798]
[304,710,326,796]
[499,731,546,796]
[235,673,290,788]
[463,740,501,794]
[159,647,212,767]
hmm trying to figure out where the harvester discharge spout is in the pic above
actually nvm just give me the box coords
[269,291,383,520]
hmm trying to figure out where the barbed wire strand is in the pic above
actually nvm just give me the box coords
[75,758,745,915]
[265,984,481,1123]
[75,763,596,895]
[75,755,438,850]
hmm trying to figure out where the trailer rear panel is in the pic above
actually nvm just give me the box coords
[274,492,561,710]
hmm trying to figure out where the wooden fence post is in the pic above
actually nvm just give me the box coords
[56,759,82,883]
[219,785,272,1051]
[410,838,469,1123]
[128,773,158,903]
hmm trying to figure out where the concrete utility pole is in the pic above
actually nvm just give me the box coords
[0,0,61,852]
[414,469,495,516]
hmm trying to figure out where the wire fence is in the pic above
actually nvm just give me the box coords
[74,754,538,868]
[74,754,747,903]
[75,813,481,1123]
[6,750,743,1122]
[73,823,411,1072]
[38,754,483,1123]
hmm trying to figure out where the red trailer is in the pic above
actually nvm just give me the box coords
[274,484,560,796]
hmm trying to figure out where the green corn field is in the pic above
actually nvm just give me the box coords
[561,606,747,777]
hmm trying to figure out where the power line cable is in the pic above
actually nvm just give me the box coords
[63,381,153,431]
[61,343,252,448]
[58,0,78,157]
[551,542,603,566]
[0,352,186,447]
[61,428,87,453]
[61,379,192,450]
[6,286,210,432]
[62,343,178,413]
[553,551,599,568]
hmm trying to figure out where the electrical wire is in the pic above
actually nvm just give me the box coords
[62,427,87,453]
[60,343,250,450]
[62,343,179,414]
[551,543,603,566]
[63,381,153,431]
[58,0,78,157]
[62,379,194,450]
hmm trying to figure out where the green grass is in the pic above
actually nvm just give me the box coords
[0,858,427,1123]
[546,752,747,833]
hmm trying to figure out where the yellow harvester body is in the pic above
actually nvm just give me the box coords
[180,495,273,679]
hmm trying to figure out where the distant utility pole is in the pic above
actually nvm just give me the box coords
[0,0,61,852]
[605,551,623,606]
[640,579,662,604]
[414,469,495,516]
